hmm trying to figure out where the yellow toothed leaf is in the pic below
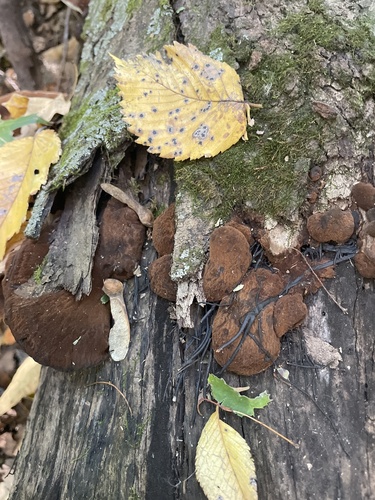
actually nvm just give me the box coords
[112,42,251,161]
[196,408,257,500]
[0,129,61,260]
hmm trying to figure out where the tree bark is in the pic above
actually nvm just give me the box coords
[8,1,375,499]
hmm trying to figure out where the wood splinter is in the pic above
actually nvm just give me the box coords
[101,183,154,227]
[102,278,130,362]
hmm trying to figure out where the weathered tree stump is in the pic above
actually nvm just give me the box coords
[6,1,375,499]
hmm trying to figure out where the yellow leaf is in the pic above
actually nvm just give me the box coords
[112,42,251,161]
[3,94,29,118]
[0,129,61,260]
[4,92,71,122]
[0,357,41,416]
[195,407,257,500]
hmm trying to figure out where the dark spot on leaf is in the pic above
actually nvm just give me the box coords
[143,92,148,97]
[184,99,189,104]
[152,107,158,113]
[167,126,174,133]
[148,137,153,143]
[172,138,178,145]
[175,108,180,113]
[179,128,185,133]
[152,130,157,135]
[139,113,145,118]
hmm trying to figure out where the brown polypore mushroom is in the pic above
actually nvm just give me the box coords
[98,198,146,280]
[273,293,307,337]
[2,227,110,370]
[152,203,175,256]
[212,268,285,376]
[148,254,177,302]
[307,208,354,244]
[351,182,375,211]
[203,225,251,302]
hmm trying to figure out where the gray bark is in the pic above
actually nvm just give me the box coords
[9,1,375,499]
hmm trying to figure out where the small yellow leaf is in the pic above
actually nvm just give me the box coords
[196,407,257,500]
[0,129,61,260]
[112,42,252,161]
[4,92,71,122]
[3,94,29,118]
[0,357,41,416]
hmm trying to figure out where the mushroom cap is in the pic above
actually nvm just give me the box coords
[2,229,110,371]
[203,225,251,302]
[99,198,146,280]
[152,203,175,256]
[307,208,354,244]
[212,268,284,376]
[148,254,177,302]
[351,182,375,211]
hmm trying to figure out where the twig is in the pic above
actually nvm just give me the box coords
[294,248,347,314]
[87,381,132,415]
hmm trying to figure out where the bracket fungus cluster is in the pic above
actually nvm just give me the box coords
[148,208,343,376]
[1,184,148,370]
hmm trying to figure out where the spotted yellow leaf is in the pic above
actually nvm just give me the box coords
[196,407,257,500]
[112,42,252,161]
[0,129,61,260]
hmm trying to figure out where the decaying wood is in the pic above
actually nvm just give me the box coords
[8,0,375,499]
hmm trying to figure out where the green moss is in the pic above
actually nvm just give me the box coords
[33,257,47,284]
[128,488,140,500]
[205,26,238,67]
[177,3,375,220]
[176,107,319,219]
[145,2,174,50]
[49,87,129,189]
[126,0,142,18]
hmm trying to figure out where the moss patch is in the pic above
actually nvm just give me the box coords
[177,1,375,220]
[176,106,319,219]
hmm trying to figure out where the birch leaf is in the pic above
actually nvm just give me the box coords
[0,129,61,259]
[209,374,271,417]
[196,407,257,500]
[112,42,252,161]
[0,357,41,416]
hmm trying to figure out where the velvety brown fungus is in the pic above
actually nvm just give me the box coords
[148,254,177,302]
[307,208,354,244]
[203,225,251,302]
[152,203,175,256]
[351,182,375,211]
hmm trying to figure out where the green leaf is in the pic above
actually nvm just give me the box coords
[208,374,271,417]
[0,115,48,146]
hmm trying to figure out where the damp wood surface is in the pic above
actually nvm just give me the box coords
[9,0,375,499]
[9,262,375,499]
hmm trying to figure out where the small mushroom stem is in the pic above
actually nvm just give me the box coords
[102,278,130,362]
[101,183,154,227]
